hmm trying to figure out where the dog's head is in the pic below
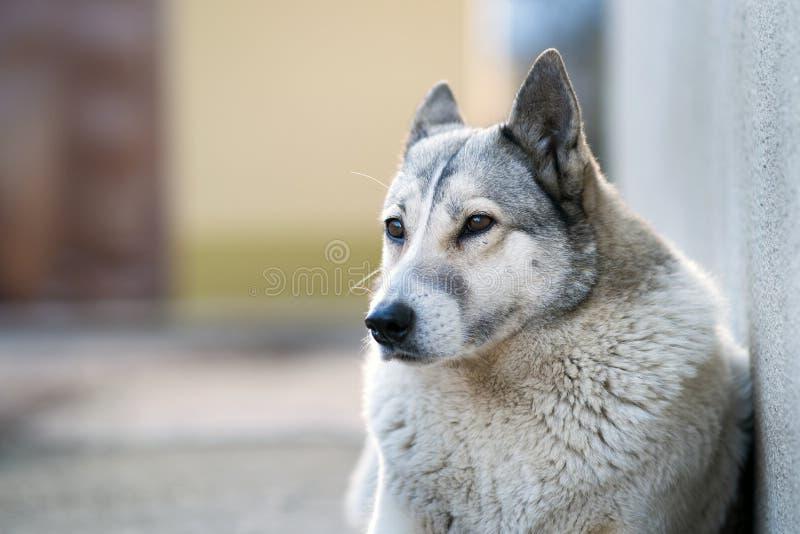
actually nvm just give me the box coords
[366,49,599,364]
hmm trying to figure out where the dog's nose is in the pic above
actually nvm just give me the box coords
[365,302,415,346]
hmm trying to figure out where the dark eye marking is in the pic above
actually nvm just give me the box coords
[385,218,405,241]
[459,213,494,239]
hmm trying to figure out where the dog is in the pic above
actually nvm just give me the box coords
[346,49,751,533]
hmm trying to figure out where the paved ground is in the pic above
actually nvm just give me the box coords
[0,328,366,533]
[0,442,360,534]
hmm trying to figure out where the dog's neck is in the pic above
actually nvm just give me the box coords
[587,176,678,296]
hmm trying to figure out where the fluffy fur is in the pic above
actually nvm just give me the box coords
[346,49,751,534]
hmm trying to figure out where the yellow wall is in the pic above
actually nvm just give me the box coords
[167,1,472,299]
[168,0,466,238]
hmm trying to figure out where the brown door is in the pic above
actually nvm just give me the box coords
[0,0,165,302]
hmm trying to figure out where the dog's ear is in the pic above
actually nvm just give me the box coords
[406,82,463,152]
[505,49,592,213]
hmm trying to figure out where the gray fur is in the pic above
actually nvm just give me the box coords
[348,49,751,534]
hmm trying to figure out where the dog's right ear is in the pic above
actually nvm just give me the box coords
[405,82,463,153]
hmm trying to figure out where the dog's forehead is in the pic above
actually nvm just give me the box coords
[385,126,555,231]
[431,128,544,213]
[443,127,526,192]
[384,128,472,208]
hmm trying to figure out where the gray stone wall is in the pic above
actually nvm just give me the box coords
[606,1,800,531]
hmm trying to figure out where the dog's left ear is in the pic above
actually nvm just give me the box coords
[406,82,464,153]
[505,49,594,213]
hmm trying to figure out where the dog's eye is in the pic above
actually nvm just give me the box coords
[462,214,494,235]
[385,218,405,240]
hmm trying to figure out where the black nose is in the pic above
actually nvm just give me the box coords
[365,302,415,345]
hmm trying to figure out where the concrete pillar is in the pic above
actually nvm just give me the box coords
[606,1,800,531]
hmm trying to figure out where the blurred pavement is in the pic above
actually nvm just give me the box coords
[0,328,365,533]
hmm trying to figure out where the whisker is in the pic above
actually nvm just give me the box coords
[353,267,382,289]
[351,267,381,295]
[351,171,389,190]
[351,284,374,295]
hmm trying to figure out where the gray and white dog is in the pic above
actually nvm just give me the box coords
[346,49,751,534]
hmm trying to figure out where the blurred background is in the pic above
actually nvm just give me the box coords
[1,0,797,532]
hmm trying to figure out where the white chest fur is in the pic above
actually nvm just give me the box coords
[364,299,739,533]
